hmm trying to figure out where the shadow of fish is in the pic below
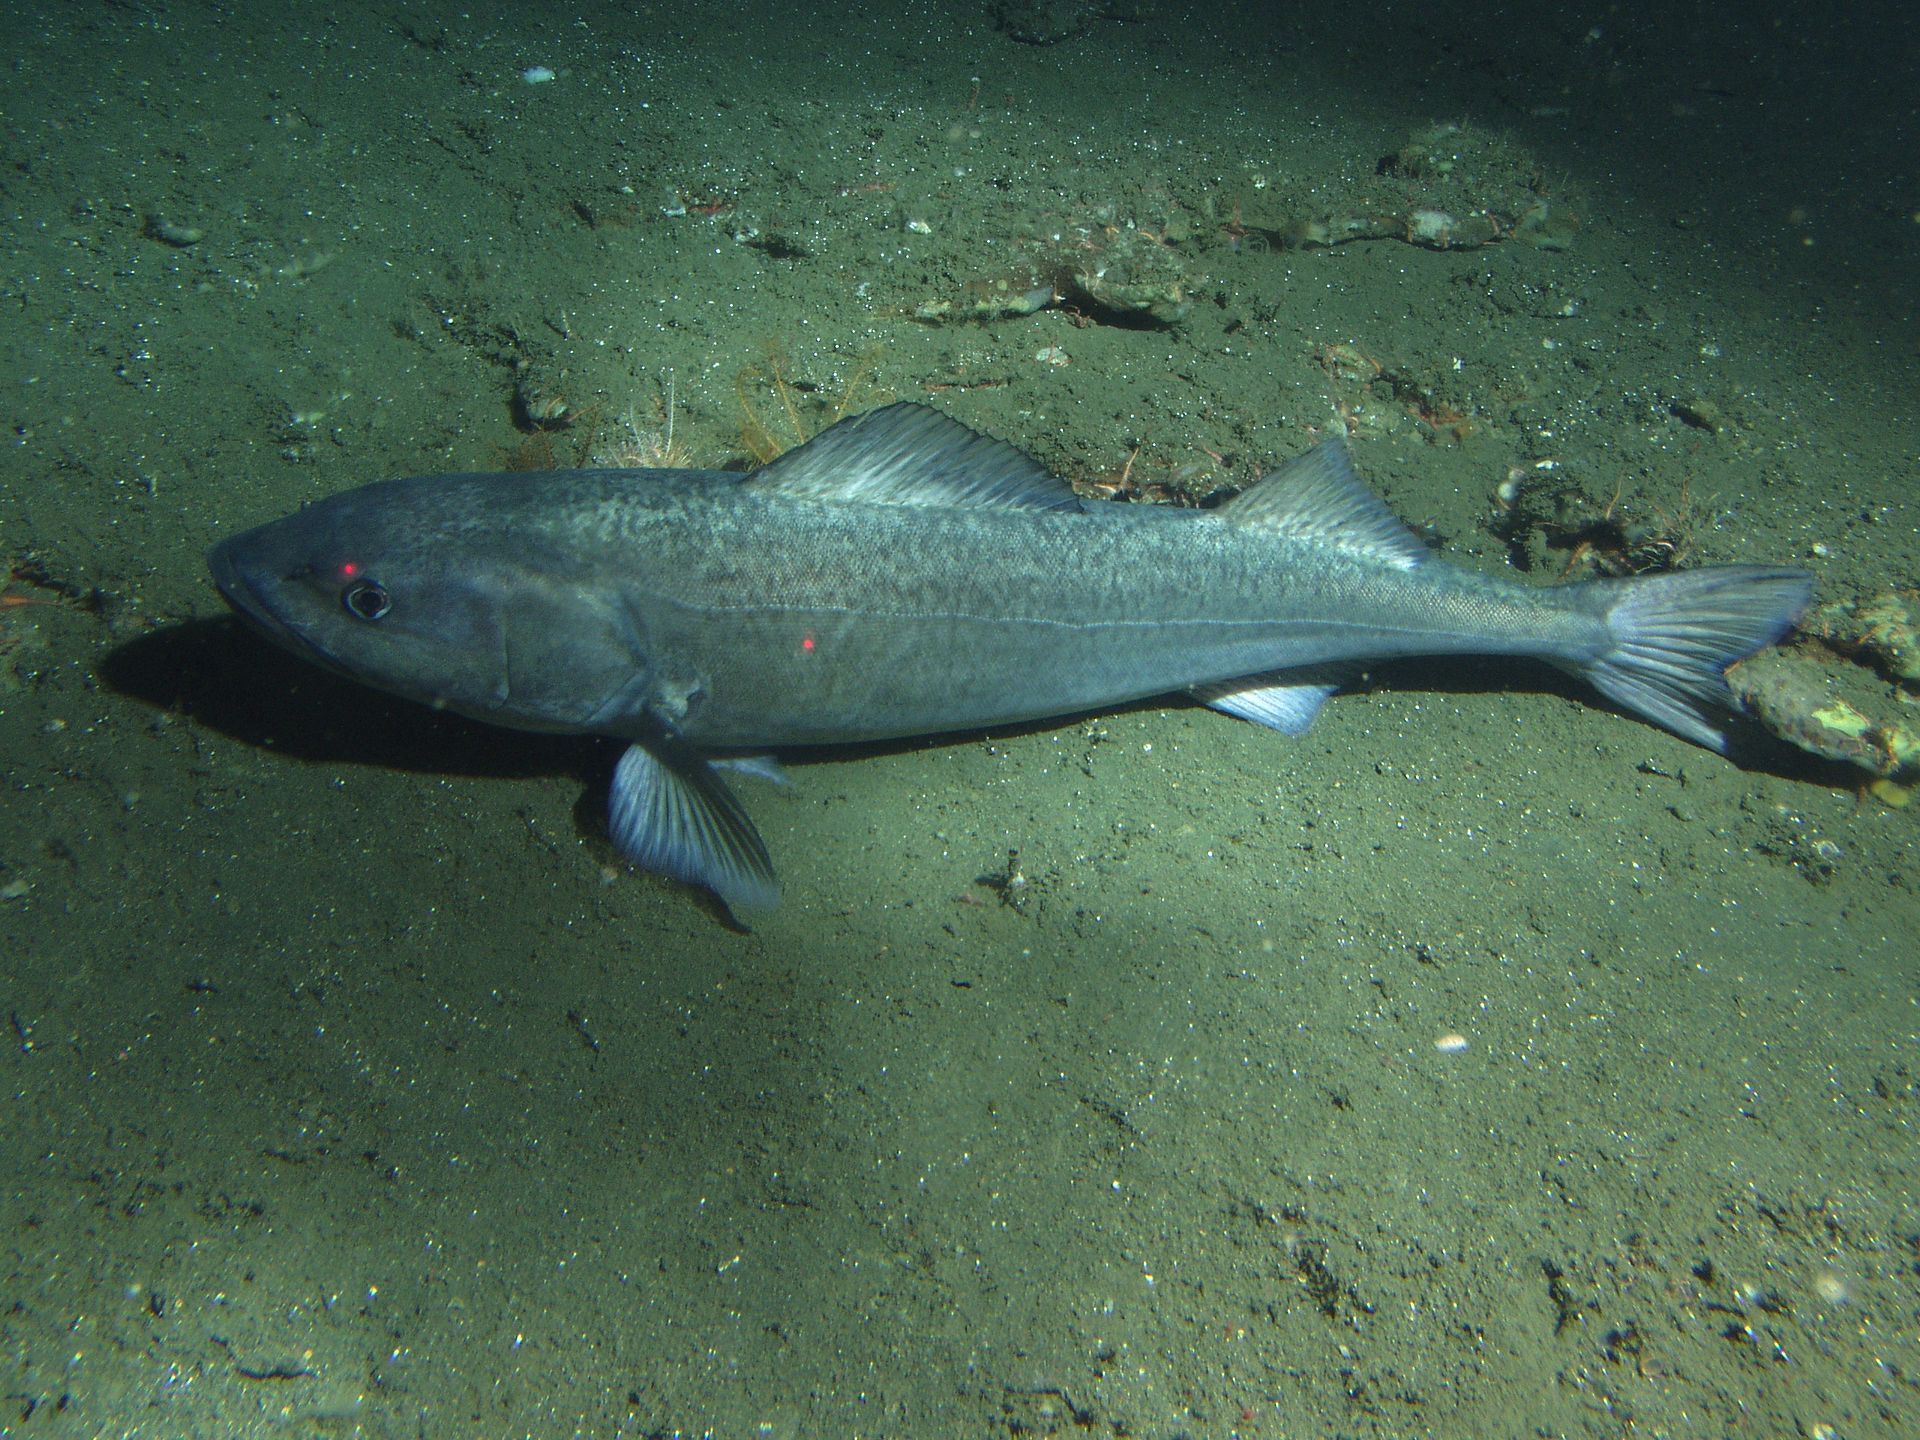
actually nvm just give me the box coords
[208,403,1811,916]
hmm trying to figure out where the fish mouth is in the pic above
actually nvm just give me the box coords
[206,535,335,669]
[206,535,253,613]
[207,534,288,639]
[208,534,399,705]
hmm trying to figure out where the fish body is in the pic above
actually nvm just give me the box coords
[208,403,1811,913]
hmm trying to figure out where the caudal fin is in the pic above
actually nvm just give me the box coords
[1572,566,1812,753]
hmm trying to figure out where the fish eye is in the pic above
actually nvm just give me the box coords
[341,578,392,621]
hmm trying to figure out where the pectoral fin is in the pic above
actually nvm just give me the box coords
[608,742,780,913]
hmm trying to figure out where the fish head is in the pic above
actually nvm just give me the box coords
[209,475,658,735]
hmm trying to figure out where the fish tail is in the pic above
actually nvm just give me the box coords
[1569,565,1813,753]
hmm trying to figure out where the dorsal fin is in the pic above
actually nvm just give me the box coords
[1222,436,1430,570]
[747,402,1082,512]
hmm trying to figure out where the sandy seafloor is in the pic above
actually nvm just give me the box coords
[2,0,1917,1435]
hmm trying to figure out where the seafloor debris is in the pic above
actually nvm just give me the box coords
[991,0,1147,45]
[1798,591,1920,682]
[1728,591,1920,805]
[1238,123,1580,254]
[1492,467,1701,576]
[909,218,1193,326]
